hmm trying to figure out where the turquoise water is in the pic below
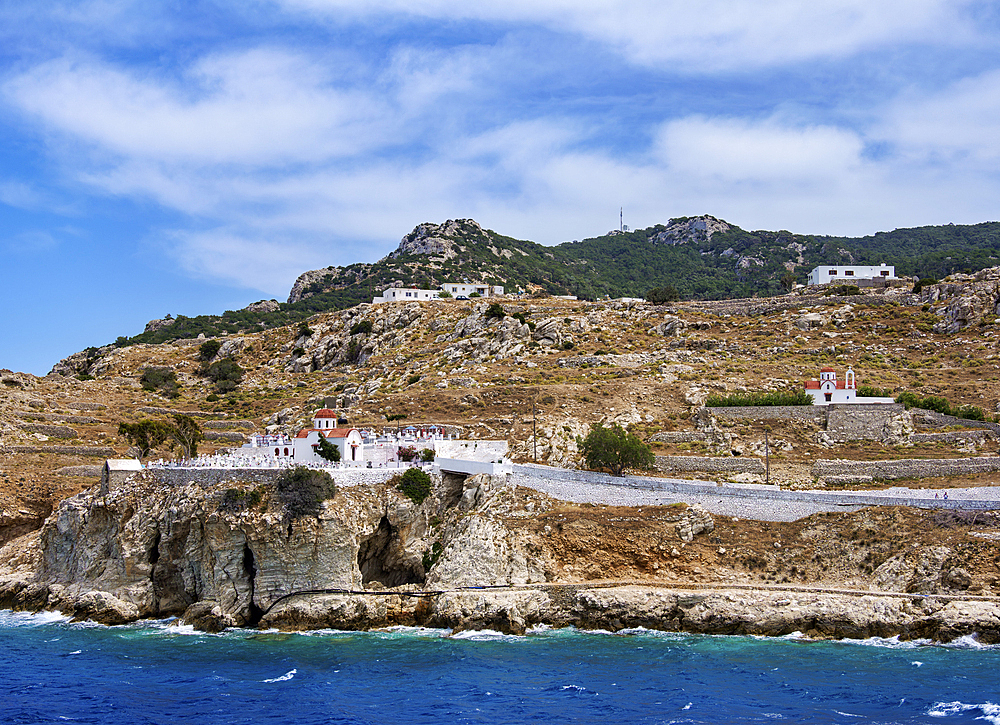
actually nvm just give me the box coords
[2,610,999,724]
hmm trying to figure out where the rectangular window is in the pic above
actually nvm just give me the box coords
[829,270,837,275]
[844,270,854,276]
[405,292,411,297]
[881,271,889,276]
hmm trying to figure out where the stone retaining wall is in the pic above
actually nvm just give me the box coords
[812,456,1000,481]
[910,432,988,445]
[2,445,114,457]
[655,455,765,475]
[204,432,246,442]
[17,412,102,425]
[913,409,1000,435]
[649,431,709,444]
[203,420,255,430]
[144,466,403,489]
[19,424,79,439]
[826,403,904,441]
[705,406,826,423]
[137,406,219,418]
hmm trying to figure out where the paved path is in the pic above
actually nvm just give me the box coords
[511,464,1000,522]
[516,476,862,521]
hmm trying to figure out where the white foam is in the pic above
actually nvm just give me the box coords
[833,711,863,718]
[449,629,523,641]
[943,634,997,650]
[840,635,932,649]
[262,669,296,683]
[929,701,1000,724]
[0,610,72,627]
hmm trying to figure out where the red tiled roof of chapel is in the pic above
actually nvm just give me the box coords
[314,408,337,418]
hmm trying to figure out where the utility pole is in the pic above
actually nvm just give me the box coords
[532,395,537,462]
[764,428,770,485]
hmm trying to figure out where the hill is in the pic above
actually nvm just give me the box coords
[103,216,1000,351]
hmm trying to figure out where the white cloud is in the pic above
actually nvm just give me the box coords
[882,68,1000,168]
[5,50,390,165]
[655,116,865,185]
[276,0,979,71]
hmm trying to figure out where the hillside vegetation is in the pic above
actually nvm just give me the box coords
[106,216,1000,349]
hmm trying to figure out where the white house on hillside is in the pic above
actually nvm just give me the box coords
[807,264,897,286]
[804,367,896,405]
[372,281,504,304]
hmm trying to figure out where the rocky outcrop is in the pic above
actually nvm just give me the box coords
[922,268,1000,334]
[243,300,280,314]
[287,266,345,304]
[144,316,176,334]
[390,218,497,261]
[648,216,731,246]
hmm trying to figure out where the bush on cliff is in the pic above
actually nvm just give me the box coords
[396,467,432,504]
[276,466,336,518]
[197,339,221,361]
[140,366,180,398]
[579,422,654,477]
[203,358,244,392]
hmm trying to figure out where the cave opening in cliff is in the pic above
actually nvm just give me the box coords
[357,516,425,587]
[148,530,161,565]
[243,543,264,626]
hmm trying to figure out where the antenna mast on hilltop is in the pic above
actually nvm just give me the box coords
[620,207,623,232]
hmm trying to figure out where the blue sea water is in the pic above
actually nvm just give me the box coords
[2,611,999,724]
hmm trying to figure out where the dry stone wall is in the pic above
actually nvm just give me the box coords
[812,456,1000,481]
[825,403,904,441]
[655,455,765,475]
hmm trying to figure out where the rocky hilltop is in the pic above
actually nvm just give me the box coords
[113,215,1000,348]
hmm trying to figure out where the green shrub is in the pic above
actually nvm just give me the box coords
[485,302,505,320]
[857,385,893,397]
[422,541,443,570]
[562,340,575,350]
[896,391,986,421]
[219,486,265,513]
[913,278,938,293]
[397,467,433,504]
[578,422,654,476]
[705,390,813,407]
[276,467,336,518]
[419,448,435,463]
[140,366,180,398]
[469,292,481,298]
[438,291,453,298]
[198,339,221,361]
[646,286,680,305]
[298,321,313,338]
[76,373,95,381]
[203,358,244,392]
[824,285,861,297]
[350,320,373,335]
[206,393,220,402]
[406,374,421,386]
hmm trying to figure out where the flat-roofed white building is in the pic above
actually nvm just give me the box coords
[372,281,504,304]
[807,264,896,286]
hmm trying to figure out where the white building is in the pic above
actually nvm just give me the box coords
[804,367,896,405]
[807,264,896,286]
[292,408,365,464]
[372,281,504,304]
[372,288,442,303]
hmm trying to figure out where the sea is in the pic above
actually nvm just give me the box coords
[3,610,999,725]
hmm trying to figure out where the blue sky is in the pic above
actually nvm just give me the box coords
[2,1,999,375]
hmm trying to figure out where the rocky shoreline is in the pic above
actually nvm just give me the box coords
[2,469,998,642]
